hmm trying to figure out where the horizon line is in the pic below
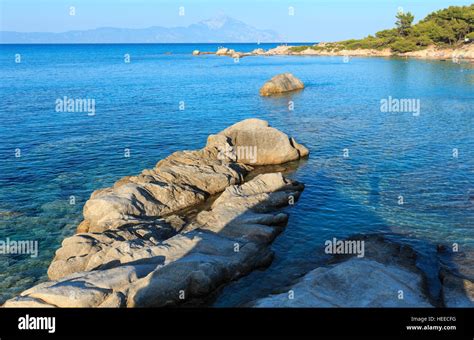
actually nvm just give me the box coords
[0,42,317,45]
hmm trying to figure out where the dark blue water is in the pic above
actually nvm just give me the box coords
[0,43,473,305]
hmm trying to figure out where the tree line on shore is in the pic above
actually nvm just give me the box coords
[291,4,474,53]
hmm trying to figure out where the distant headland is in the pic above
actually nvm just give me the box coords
[195,5,474,61]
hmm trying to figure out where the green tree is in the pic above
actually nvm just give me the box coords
[390,38,418,53]
[291,4,474,53]
[396,11,415,36]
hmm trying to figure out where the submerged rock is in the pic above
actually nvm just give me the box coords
[253,258,432,307]
[437,247,474,307]
[251,235,474,307]
[259,73,304,96]
[4,173,304,307]
[441,272,474,307]
[252,48,265,55]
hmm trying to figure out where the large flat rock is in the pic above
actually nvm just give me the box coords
[253,258,433,307]
[251,235,474,307]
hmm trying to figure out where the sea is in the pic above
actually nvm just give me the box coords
[0,43,473,305]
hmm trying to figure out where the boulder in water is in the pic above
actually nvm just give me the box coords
[208,118,309,165]
[259,73,304,96]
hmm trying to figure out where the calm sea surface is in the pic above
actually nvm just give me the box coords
[0,43,473,305]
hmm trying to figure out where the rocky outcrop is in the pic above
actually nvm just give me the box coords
[202,43,474,61]
[192,50,200,56]
[78,144,251,233]
[259,73,305,97]
[215,47,251,58]
[264,45,293,55]
[216,47,232,56]
[184,173,303,240]
[402,44,474,60]
[297,47,392,57]
[47,216,185,280]
[252,48,265,55]
[252,235,432,307]
[283,44,474,60]
[4,173,304,307]
[252,235,474,307]
[76,119,307,234]
[254,258,433,307]
[3,119,308,308]
[231,52,244,59]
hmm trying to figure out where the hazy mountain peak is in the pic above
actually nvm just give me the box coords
[199,15,237,30]
[0,15,282,43]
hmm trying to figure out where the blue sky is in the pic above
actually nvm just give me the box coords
[1,0,472,41]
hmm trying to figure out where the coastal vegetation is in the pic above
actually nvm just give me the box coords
[290,4,474,54]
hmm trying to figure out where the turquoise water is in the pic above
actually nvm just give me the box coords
[0,43,473,305]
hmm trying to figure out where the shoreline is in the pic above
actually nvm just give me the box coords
[194,43,474,62]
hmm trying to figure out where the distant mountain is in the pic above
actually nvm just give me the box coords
[0,16,283,43]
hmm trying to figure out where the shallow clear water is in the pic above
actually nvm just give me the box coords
[0,43,473,305]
